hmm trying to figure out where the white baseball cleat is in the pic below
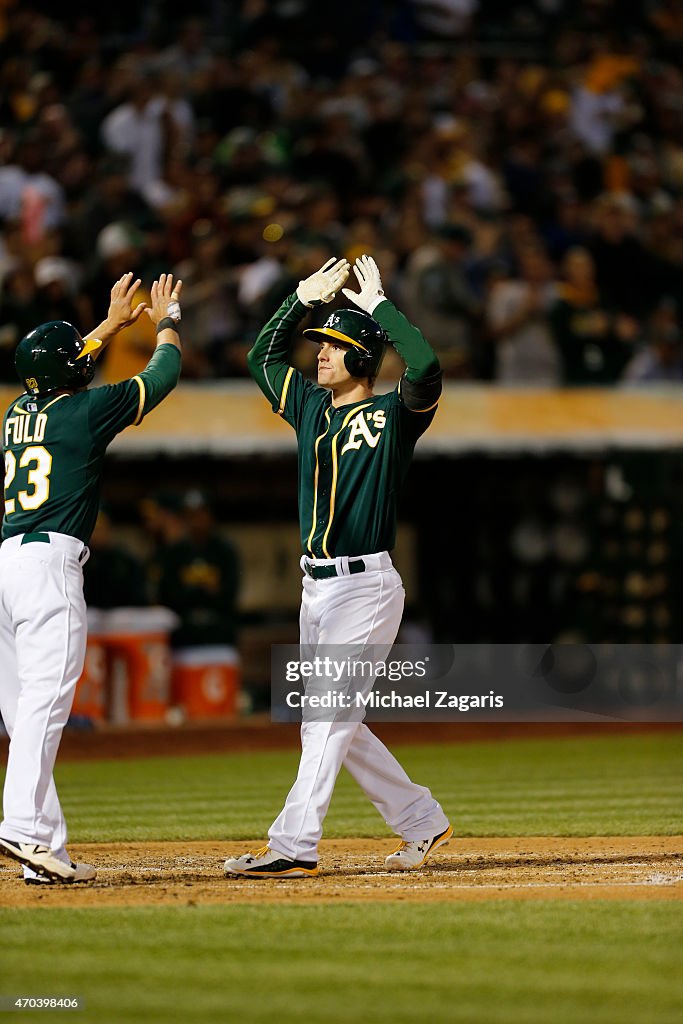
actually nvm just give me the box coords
[24,862,97,885]
[0,837,78,882]
[224,845,319,878]
[384,824,453,870]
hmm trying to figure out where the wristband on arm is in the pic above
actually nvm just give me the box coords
[156,317,179,334]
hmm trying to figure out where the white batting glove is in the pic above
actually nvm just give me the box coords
[296,257,350,307]
[341,254,387,314]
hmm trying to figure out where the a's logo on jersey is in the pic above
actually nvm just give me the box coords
[341,409,386,454]
[26,378,38,392]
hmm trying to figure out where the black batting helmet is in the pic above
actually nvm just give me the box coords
[15,321,101,396]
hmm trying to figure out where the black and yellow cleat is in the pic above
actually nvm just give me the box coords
[224,845,319,878]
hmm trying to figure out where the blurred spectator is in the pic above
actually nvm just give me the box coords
[153,18,213,80]
[157,490,240,650]
[292,114,368,208]
[588,193,657,318]
[164,165,231,265]
[139,490,187,602]
[622,298,683,383]
[569,48,640,156]
[551,247,637,385]
[0,263,39,334]
[85,222,157,383]
[486,243,561,384]
[0,130,65,233]
[101,71,190,198]
[541,191,590,263]
[83,508,148,609]
[402,223,481,377]
[69,156,155,258]
[33,256,87,326]
[174,226,242,376]
[409,0,478,37]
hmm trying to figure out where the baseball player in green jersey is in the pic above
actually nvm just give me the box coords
[224,255,452,878]
[0,272,182,884]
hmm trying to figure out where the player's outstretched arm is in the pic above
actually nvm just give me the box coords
[83,272,149,357]
[133,273,183,416]
[85,274,183,444]
[247,257,349,415]
[343,254,441,409]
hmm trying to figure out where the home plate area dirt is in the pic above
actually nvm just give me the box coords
[1,837,682,906]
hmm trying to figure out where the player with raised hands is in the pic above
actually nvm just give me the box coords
[224,255,451,879]
[0,273,182,884]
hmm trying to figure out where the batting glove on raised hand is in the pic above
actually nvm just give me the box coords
[342,254,387,314]
[296,257,350,307]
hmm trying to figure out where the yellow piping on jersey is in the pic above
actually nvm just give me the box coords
[306,407,332,556]
[40,394,69,412]
[12,404,29,415]
[278,366,295,415]
[132,376,146,426]
[321,403,372,558]
[410,398,439,413]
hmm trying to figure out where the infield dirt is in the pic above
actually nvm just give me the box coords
[1,837,681,907]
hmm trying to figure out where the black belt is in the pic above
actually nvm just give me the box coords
[19,532,89,564]
[304,558,366,580]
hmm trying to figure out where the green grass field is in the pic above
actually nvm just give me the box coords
[3,903,682,1024]
[55,732,683,841]
[2,732,682,1024]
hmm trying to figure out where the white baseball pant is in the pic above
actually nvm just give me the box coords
[268,551,449,861]
[0,532,88,873]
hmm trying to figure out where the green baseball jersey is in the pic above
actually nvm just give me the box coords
[248,294,441,558]
[2,344,181,544]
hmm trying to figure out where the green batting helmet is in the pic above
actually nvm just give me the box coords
[304,309,387,379]
[15,321,102,397]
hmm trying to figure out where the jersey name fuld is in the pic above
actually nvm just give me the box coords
[4,411,47,445]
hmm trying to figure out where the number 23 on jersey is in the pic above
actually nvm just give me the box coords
[4,446,53,514]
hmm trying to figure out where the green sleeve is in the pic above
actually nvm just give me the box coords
[373,300,440,382]
[88,343,182,445]
[246,292,316,431]
[136,343,182,417]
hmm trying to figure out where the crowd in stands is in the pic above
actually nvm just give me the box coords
[1,0,683,385]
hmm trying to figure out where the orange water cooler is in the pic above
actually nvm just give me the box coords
[171,645,241,721]
[71,610,108,722]
[99,607,179,724]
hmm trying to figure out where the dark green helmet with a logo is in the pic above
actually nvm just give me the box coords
[15,321,102,397]
[304,308,387,379]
